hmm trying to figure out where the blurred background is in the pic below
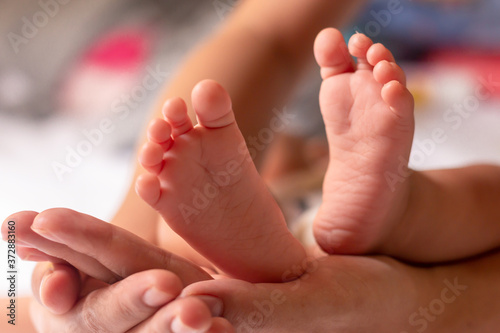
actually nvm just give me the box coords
[1,0,500,295]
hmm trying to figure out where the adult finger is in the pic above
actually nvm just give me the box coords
[11,208,211,285]
[182,278,310,332]
[129,297,234,333]
[31,262,81,315]
[17,245,67,263]
[30,269,184,333]
[3,211,119,283]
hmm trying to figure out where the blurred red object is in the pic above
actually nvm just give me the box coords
[428,50,500,98]
[84,28,152,71]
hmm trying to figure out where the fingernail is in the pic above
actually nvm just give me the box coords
[143,287,174,307]
[30,225,62,243]
[171,316,204,333]
[40,272,53,291]
[197,295,223,317]
[39,264,55,307]
[24,252,50,262]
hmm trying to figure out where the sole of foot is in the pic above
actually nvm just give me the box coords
[312,29,415,255]
[136,80,306,282]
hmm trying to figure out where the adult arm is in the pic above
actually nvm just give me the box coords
[1,209,219,333]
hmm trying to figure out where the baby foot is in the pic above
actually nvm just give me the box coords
[136,80,306,283]
[313,29,415,254]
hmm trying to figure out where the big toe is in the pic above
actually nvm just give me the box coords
[191,80,235,129]
[314,28,354,79]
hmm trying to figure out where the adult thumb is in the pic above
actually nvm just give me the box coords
[181,279,300,333]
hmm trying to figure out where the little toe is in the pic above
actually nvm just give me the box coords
[348,32,374,70]
[163,97,193,138]
[381,80,414,122]
[147,118,173,150]
[373,60,406,86]
[135,174,162,208]
[367,43,396,66]
[191,80,235,129]
[139,142,165,174]
[314,28,354,79]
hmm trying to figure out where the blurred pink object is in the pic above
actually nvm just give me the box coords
[59,26,155,117]
[428,50,500,98]
[84,28,151,71]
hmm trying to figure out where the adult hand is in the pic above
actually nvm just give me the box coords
[29,263,220,333]
[5,209,500,332]
[182,254,421,332]
[29,263,231,333]
[182,252,500,333]
[2,209,233,333]
[3,209,211,286]
[181,251,500,333]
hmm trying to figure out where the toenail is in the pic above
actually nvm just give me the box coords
[354,35,369,45]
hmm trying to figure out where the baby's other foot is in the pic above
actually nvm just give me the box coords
[136,80,306,283]
[313,29,415,254]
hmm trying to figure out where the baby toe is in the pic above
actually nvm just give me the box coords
[367,43,396,66]
[374,60,406,86]
[139,142,165,174]
[191,80,235,129]
[314,28,354,79]
[348,32,374,70]
[381,80,414,122]
[135,174,162,208]
[163,97,193,138]
[147,118,173,150]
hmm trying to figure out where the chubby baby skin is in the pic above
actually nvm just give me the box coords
[313,29,500,263]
